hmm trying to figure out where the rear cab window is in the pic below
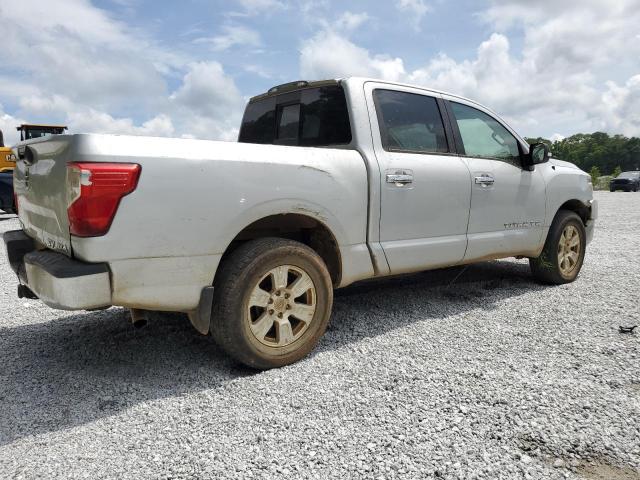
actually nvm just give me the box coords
[239,83,352,147]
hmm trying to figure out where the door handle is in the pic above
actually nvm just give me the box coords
[474,175,495,186]
[386,173,413,185]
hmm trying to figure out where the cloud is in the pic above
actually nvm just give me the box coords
[396,0,430,31]
[244,64,273,79]
[0,0,246,143]
[334,11,370,32]
[0,106,26,146]
[169,62,245,140]
[229,0,286,17]
[599,75,640,136]
[300,30,405,82]
[484,0,640,72]
[1,0,639,145]
[299,0,640,138]
[195,25,262,52]
[0,0,177,113]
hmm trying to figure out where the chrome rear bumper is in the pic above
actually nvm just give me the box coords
[3,229,112,310]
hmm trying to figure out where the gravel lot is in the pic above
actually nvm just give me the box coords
[0,191,638,480]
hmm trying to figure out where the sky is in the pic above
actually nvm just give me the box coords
[0,0,639,146]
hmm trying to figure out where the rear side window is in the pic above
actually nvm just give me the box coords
[239,85,352,147]
[450,102,520,163]
[373,89,448,154]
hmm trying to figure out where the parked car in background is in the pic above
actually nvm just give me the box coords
[4,78,597,369]
[0,171,15,213]
[610,171,640,192]
[0,129,15,213]
[0,129,15,173]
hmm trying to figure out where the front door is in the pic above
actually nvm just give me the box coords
[365,83,472,274]
[444,99,547,261]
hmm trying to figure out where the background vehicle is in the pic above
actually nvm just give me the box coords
[4,78,596,369]
[0,172,15,213]
[0,130,15,213]
[17,124,67,141]
[609,171,640,191]
[0,129,14,173]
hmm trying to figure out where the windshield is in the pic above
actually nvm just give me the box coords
[20,127,66,141]
[239,85,352,147]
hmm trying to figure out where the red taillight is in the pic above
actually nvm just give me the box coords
[66,162,141,237]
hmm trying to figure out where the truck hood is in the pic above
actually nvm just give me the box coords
[549,158,581,170]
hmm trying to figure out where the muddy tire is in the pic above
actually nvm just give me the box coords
[529,210,586,285]
[210,237,333,369]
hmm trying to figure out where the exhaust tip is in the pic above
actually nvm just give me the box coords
[129,308,149,329]
[132,318,148,329]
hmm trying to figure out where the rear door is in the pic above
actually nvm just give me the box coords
[443,98,547,260]
[13,136,74,255]
[364,82,472,274]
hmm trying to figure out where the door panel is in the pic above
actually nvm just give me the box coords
[445,99,547,261]
[365,83,472,274]
[464,158,546,260]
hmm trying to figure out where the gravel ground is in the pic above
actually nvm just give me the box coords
[0,191,639,480]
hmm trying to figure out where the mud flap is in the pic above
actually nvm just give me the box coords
[188,286,215,335]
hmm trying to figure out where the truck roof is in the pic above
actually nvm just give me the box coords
[252,77,488,112]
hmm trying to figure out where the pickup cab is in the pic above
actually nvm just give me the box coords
[4,78,597,369]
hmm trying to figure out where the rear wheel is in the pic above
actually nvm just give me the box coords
[210,237,333,369]
[530,210,586,284]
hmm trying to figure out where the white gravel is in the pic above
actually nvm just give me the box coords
[0,191,639,480]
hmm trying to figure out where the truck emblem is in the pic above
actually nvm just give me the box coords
[504,221,542,229]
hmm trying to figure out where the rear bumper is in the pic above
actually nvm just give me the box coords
[3,229,112,310]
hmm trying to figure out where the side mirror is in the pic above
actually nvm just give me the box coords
[526,142,549,169]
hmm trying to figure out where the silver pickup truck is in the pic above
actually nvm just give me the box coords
[4,77,597,369]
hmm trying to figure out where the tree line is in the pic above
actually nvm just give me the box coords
[524,132,640,177]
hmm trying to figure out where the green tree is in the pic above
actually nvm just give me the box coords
[612,165,622,177]
[523,132,640,174]
[589,165,601,186]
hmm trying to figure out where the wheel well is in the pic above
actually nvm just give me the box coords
[221,214,342,286]
[558,199,589,224]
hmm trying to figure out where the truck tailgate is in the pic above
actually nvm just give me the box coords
[13,136,74,255]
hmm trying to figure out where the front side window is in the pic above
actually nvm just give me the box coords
[374,89,448,154]
[450,102,520,163]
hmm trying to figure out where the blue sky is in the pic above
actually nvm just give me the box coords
[0,0,639,145]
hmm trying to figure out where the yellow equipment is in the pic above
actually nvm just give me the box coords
[0,129,14,173]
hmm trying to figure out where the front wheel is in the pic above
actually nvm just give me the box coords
[210,237,333,369]
[529,210,586,284]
